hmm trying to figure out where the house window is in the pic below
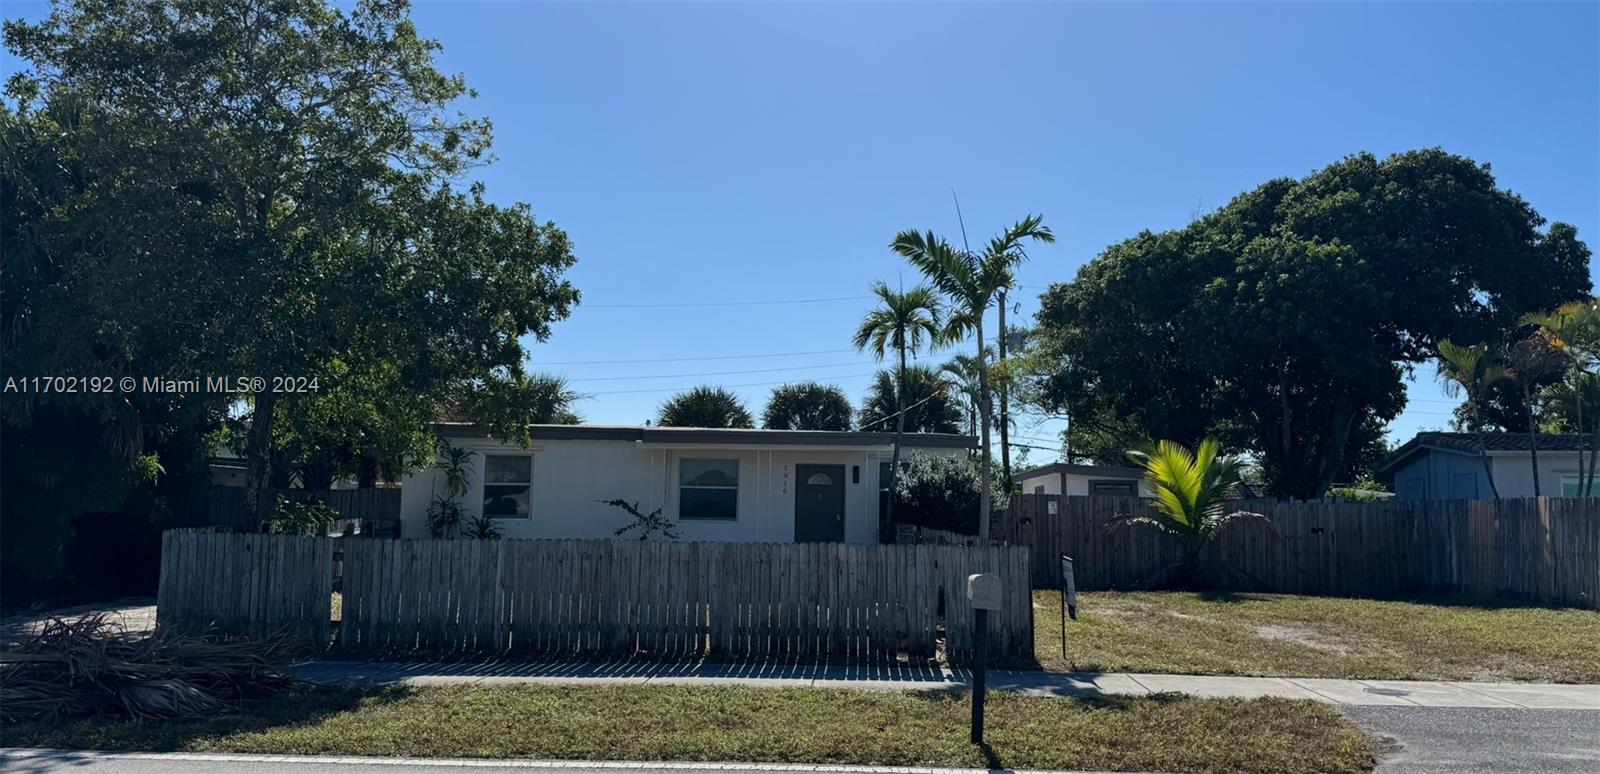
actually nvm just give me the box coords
[1034,485,1046,495]
[680,458,738,520]
[482,454,532,518]
[1090,480,1136,495]
[1560,474,1599,498]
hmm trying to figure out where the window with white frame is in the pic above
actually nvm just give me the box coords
[679,458,738,520]
[1560,474,1599,498]
[482,454,533,518]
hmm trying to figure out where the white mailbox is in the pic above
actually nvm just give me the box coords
[966,573,1002,611]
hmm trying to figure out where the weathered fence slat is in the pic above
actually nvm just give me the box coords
[995,494,1599,609]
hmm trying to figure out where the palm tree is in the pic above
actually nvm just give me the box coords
[1497,334,1568,496]
[1526,299,1600,494]
[853,282,943,527]
[524,372,585,424]
[939,353,984,436]
[1108,438,1272,588]
[657,386,755,428]
[892,215,1054,538]
[859,367,963,434]
[762,382,854,430]
[1436,340,1503,499]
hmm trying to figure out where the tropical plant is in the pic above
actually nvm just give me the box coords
[1495,334,1570,496]
[1436,340,1504,499]
[939,353,985,436]
[858,367,963,434]
[761,382,853,431]
[892,215,1054,538]
[426,443,475,538]
[1108,438,1274,588]
[602,498,680,542]
[657,386,755,429]
[889,452,1008,534]
[1526,298,1600,495]
[461,514,503,540]
[267,496,338,536]
[853,281,944,527]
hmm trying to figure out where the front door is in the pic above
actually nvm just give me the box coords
[794,464,845,543]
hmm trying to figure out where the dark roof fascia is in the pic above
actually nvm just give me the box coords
[1015,462,1145,480]
[434,423,977,449]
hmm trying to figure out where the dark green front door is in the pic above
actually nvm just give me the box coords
[794,464,845,543]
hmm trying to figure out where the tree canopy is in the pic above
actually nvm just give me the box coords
[657,387,755,429]
[1031,150,1591,498]
[858,366,963,435]
[762,382,853,431]
[1,0,580,592]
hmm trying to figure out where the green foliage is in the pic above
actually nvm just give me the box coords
[2,0,579,528]
[657,387,754,429]
[1033,150,1591,498]
[761,383,853,431]
[461,515,503,541]
[268,497,338,536]
[858,367,963,434]
[1109,439,1273,587]
[425,444,474,538]
[852,283,944,362]
[602,498,680,542]
[889,453,1008,534]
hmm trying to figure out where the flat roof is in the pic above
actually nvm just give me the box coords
[1015,461,1145,480]
[435,423,977,449]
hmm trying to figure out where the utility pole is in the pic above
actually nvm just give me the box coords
[998,289,1011,496]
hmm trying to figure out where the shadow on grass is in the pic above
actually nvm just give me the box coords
[0,683,406,760]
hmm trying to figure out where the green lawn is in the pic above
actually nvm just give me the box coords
[1035,590,1600,682]
[1,683,1375,774]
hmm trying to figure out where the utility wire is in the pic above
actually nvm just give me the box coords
[567,360,878,382]
[535,348,857,365]
[582,295,871,309]
[587,372,878,396]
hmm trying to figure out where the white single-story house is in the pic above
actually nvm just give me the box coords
[1380,432,1598,500]
[399,424,976,543]
[1015,462,1155,497]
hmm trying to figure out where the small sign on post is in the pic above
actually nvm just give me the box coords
[966,573,1001,744]
[1059,555,1077,658]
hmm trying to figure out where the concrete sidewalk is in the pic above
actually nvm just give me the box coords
[288,660,1600,710]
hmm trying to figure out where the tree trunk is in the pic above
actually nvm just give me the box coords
[998,291,1011,496]
[245,389,278,525]
[885,345,907,533]
[976,315,992,540]
[1526,388,1541,497]
[1475,429,1501,499]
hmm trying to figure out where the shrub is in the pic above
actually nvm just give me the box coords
[268,497,338,535]
[890,453,1008,534]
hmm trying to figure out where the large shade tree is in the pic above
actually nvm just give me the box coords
[657,387,755,429]
[2,0,580,573]
[1032,150,1590,498]
[762,382,853,431]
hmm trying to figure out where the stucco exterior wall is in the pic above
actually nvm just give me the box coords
[1390,448,1588,500]
[400,437,959,543]
[1018,471,1152,497]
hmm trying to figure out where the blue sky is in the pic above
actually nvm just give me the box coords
[6,1,1598,463]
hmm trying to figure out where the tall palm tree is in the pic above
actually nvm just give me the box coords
[1437,340,1503,499]
[1526,299,1600,494]
[853,282,943,528]
[892,215,1054,538]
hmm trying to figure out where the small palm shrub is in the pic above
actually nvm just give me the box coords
[462,514,503,540]
[1109,438,1273,588]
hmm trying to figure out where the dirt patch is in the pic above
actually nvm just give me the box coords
[1253,624,1355,655]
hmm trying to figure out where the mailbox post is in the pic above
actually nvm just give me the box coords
[966,573,1002,744]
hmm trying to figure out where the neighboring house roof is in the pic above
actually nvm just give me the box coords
[1015,462,1145,480]
[1380,432,1592,472]
[434,423,977,449]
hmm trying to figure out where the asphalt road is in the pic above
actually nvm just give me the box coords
[1343,706,1600,773]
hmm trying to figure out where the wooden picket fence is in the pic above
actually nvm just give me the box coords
[996,494,1600,608]
[156,530,335,644]
[157,532,1032,664]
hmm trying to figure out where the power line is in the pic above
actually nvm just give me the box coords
[534,348,857,365]
[586,372,879,397]
[582,295,871,309]
[568,360,878,382]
